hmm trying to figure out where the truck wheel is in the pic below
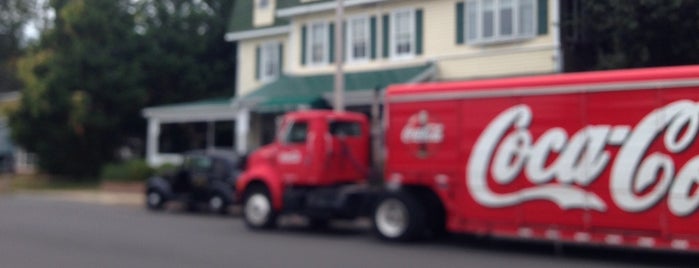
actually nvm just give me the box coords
[373,191,426,242]
[243,186,277,229]
[208,193,229,215]
[146,190,166,211]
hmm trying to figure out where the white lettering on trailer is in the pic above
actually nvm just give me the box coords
[400,110,444,144]
[467,100,699,217]
[610,101,699,214]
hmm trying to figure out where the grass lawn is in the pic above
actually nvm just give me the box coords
[1,174,100,192]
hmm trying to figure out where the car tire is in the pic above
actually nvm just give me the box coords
[146,190,166,211]
[373,191,426,242]
[208,192,229,215]
[243,185,277,229]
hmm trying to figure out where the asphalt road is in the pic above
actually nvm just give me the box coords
[0,193,696,268]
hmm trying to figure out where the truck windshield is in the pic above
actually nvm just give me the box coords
[329,121,361,137]
[283,121,308,144]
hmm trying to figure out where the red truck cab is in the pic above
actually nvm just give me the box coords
[236,110,372,228]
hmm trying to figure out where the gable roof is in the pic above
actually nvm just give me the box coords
[277,0,333,9]
[227,0,289,34]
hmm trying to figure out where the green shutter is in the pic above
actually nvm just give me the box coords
[255,45,261,80]
[301,25,307,65]
[343,21,347,61]
[278,43,283,76]
[329,23,335,63]
[537,0,548,35]
[382,14,389,58]
[370,16,377,59]
[415,9,423,55]
[456,2,465,44]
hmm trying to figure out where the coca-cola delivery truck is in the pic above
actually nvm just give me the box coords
[236,65,699,252]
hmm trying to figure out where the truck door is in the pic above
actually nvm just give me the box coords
[325,120,369,184]
[276,120,310,185]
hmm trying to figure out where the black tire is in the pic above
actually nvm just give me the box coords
[373,191,426,242]
[243,185,277,229]
[146,190,166,211]
[208,192,229,215]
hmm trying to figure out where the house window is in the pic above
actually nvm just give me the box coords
[465,0,536,44]
[258,0,269,9]
[391,9,415,59]
[307,22,328,65]
[347,15,370,62]
[259,42,279,81]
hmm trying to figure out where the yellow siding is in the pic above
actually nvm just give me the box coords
[285,0,558,79]
[438,49,556,80]
[253,0,276,27]
[237,0,559,97]
[237,35,288,97]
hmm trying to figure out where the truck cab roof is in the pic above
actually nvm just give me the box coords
[283,110,367,123]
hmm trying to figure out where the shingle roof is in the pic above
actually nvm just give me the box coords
[227,0,289,34]
[277,0,333,9]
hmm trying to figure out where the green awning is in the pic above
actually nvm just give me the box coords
[239,63,435,113]
[142,97,238,123]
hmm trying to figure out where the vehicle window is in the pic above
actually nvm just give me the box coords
[284,121,308,144]
[211,159,228,178]
[329,121,361,137]
[186,156,212,172]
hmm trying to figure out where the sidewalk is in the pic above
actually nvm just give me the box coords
[1,178,145,207]
[22,189,144,207]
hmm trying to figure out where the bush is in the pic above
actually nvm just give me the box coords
[100,159,154,182]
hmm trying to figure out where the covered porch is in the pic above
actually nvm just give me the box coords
[142,98,249,167]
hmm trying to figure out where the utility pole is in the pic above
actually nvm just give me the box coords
[333,0,345,112]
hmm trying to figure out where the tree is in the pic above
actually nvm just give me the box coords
[10,0,146,177]
[9,0,237,178]
[562,0,699,71]
[132,0,236,152]
[134,0,235,106]
[0,0,39,92]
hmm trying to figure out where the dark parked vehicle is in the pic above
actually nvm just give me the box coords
[145,150,244,214]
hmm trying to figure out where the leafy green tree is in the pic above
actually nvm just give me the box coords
[562,0,699,71]
[132,0,236,153]
[134,0,235,106]
[10,0,146,178]
[10,0,236,178]
[0,0,39,92]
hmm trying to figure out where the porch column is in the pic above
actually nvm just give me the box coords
[146,118,161,167]
[236,108,250,154]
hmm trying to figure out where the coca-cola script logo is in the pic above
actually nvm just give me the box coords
[401,110,444,158]
[467,100,699,217]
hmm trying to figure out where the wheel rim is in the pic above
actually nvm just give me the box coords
[245,193,271,226]
[375,198,409,238]
[209,196,224,211]
[147,192,162,207]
